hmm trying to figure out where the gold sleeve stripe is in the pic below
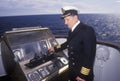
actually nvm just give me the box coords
[56,45,61,49]
[80,67,90,75]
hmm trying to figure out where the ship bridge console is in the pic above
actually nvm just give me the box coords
[1,27,68,81]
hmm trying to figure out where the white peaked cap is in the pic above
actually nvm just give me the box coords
[61,6,79,19]
[62,6,78,11]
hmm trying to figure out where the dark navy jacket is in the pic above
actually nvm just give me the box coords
[55,22,96,81]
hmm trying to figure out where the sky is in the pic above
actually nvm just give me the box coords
[0,0,120,16]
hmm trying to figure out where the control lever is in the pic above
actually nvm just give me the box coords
[42,50,56,61]
[24,51,56,68]
[25,54,43,68]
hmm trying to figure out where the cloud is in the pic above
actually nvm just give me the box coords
[0,0,120,16]
[116,0,120,2]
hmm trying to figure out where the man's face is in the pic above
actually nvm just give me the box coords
[64,15,75,30]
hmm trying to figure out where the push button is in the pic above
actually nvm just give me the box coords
[71,58,74,60]
[72,62,75,65]
[67,45,69,48]
[70,52,74,54]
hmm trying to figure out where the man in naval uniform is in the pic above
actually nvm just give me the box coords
[49,6,96,81]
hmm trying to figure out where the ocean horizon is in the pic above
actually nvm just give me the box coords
[0,14,120,45]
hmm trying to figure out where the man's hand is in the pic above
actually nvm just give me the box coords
[76,76,85,81]
[48,47,55,54]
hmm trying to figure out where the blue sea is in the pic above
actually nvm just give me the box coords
[0,14,120,45]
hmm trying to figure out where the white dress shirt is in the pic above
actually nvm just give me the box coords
[71,20,80,32]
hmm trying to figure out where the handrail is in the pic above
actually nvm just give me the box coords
[55,35,120,51]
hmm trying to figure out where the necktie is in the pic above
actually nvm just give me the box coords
[68,30,72,37]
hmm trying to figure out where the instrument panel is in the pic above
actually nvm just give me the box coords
[2,28,68,81]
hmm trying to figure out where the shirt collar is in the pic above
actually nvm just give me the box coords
[71,20,80,32]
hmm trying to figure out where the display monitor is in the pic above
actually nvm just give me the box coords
[4,28,58,62]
